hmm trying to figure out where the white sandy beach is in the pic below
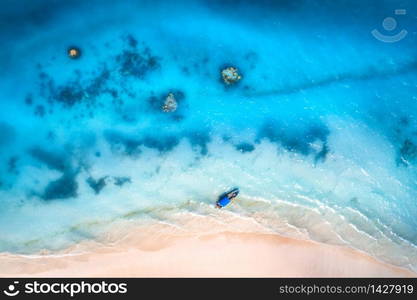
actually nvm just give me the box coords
[0,227,415,277]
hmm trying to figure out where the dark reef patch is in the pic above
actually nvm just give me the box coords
[314,142,329,164]
[43,66,110,108]
[258,121,330,160]
[104,131,142,156]
[181,66,190,75]
[399,116,410,127]
[187,131,211,155]
[84,68,110,99]
[25,94,33,105]
[235,142,255,153]
[53,82,86,107]
[104,130,180,156]
[37,72,85,110]
[29,146,79,200]
[147,95,160,110]
[42,173,78,200]
[86,176,107,194]
[141,136,179,153]
[33,35,159,120]
[29,147,68,172]
[126,34,138,48]
[398,139,417,166]
[349,197,359,206]
[34,105,45,117]
[7,156,19,173]
[390,116,417,166]
[113,176,131,186]
[116,46,160,79]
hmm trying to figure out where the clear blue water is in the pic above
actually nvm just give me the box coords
[1,0,417,271]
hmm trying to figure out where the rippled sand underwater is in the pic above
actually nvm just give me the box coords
[0,0,416,271]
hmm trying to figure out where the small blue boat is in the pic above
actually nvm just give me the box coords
[216,188,239,208]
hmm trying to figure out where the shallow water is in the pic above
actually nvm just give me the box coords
[0,0,417,271]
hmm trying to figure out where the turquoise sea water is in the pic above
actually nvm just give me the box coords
[0,0,417,271]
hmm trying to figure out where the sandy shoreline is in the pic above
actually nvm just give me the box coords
[0,229,415,277]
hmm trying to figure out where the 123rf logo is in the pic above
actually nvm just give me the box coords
[2,281,127,297]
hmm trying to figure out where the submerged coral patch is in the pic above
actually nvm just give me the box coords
[45,66,110,108]
[34,35,159,115]
[54,84,85,107]
[116,47,160,79]
[187,131,211,155]
[126,34,138,48]
[398,139,417,166]
[24,94,34,105]
[86,176,108,194]
[104,130,180,156]
[29,147,69,172]
[113,176,131,186]
[104,131,142,156]
[314,143,329,164]
[141,136,179,153]
[7,156,19,174]
[258,121,330,160]
[235,142,255,153]
[34,105,46,117]
[42,173,78,200]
